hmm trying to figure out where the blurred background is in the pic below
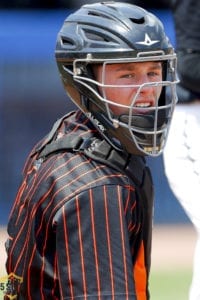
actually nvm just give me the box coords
[0,1,195,299]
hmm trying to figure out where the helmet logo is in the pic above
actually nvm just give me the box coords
[136,33,159,46]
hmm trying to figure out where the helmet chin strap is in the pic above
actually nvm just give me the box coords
[90,110,125,152]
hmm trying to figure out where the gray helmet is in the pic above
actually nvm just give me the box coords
[55,1,178,156]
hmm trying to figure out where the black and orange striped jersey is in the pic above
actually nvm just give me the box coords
[5,110,154,300]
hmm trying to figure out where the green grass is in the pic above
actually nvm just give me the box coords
[149,268,192,300]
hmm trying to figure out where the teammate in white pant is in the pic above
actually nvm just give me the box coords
[163,100,200,300]
[163,0,200,296]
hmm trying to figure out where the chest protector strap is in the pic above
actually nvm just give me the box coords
[34,123,154,289]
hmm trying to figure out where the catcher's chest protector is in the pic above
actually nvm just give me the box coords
[35,118,154,280]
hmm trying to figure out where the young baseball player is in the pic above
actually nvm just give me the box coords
[5,2,178,299]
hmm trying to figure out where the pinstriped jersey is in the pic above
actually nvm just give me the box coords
[5,110,152,300]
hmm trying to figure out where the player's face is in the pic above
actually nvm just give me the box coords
[93,61,163,115]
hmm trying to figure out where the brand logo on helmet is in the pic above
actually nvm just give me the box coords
[86,112,105,132]
[136,33,159,46]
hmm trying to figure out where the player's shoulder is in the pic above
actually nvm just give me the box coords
[50,149,130,188]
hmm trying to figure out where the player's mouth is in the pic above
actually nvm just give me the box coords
[135,102,152,108]
[134,100,155,113]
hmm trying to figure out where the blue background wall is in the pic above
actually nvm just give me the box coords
[0,9,190,225]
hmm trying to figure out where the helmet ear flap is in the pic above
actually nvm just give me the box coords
[62,63,101,113]
[64,80,81,103]
[60,66,83,110]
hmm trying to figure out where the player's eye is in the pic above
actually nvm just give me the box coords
[120,73,135,79]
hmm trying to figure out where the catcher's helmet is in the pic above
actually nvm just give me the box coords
[55,1,178,156]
